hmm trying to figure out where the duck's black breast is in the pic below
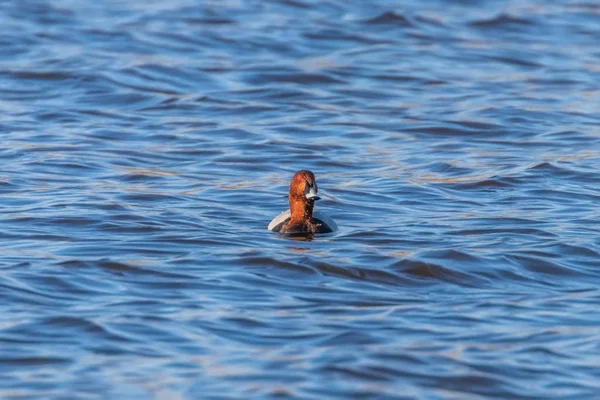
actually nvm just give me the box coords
[312,218,334,233]
[268,210,337,234]
[312,210,338,232]
[273,218,334,235]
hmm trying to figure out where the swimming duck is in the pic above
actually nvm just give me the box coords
[268,170,337,234]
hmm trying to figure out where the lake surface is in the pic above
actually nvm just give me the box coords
[2,0,600,398]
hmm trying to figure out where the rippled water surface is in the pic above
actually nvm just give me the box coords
[2,0,600,398]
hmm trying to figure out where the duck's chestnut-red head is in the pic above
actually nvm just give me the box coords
[289,170,320,202]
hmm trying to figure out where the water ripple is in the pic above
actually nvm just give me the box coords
[1,0,600,398]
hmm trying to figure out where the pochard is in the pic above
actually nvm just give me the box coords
[268,170,337,234]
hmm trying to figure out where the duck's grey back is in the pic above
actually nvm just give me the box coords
[267,209,291,232]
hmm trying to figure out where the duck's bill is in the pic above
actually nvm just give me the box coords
[305,186,320,201]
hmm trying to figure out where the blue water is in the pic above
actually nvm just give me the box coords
[2,0,600,398]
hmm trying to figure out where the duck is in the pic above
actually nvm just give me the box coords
[268,170,337,234]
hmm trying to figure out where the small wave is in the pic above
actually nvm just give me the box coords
[487,55,544,68]
[470,14,534,28]
[392,259,486,287]
[0,356,69,366]
[245,72,345,85]
[363,11,414,27]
